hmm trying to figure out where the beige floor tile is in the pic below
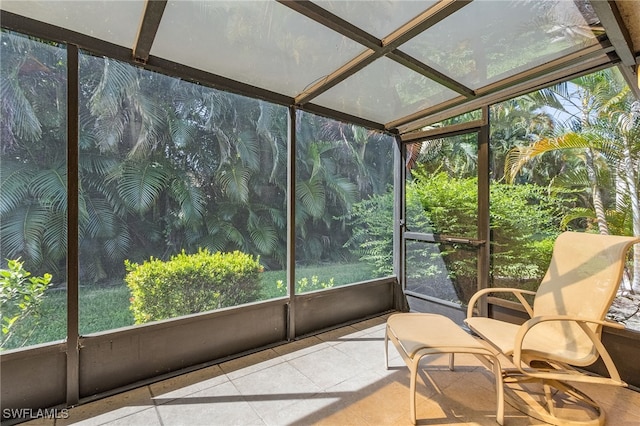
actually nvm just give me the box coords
[219,348,284,380]
[576,382,640,419]
[325,369,408,396]
[600,386,640,423]
[13,416,55,426]
[155,380,265,426]
[500,380,640,426]
[260,393,359,426]
[344,380,412,425]
[56,386,155,425]
[149,365,228,401]
[311,408,370,426]
[287,345,369,390]
[92,408,162,426]
[311,404,372,426]
[350,315,389,331]
[413,395,464,425]
[333,334,388,369]
[271,336,328,361]
[230,361,322,417]
[315,325,364,345]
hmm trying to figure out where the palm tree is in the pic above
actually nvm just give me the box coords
[2,30,392,282]
[489,96,556,182]
[1,32,68,277]
[294,113,359,263]
[505,68,640,291]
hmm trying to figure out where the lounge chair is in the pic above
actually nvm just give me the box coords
[466,231,640,425]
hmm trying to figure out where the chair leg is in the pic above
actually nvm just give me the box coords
[490,357,504,426]
[449,353,455,371]
[410,359,419,425]
[543,382,556,417]
[501,375,606,426]
[384,326,389,370]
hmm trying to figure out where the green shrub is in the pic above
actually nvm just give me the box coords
[343,193,395,277]
[125,250,263,324]
[0,258,52,348]
[276,275,335,294]
[347,170,571,301]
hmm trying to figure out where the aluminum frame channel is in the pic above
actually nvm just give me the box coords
[283,0,474,106]
[133,0,168,63]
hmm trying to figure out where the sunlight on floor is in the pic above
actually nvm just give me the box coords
[20,314,640,426]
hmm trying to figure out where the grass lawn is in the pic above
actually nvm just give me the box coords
[2,262,375,351]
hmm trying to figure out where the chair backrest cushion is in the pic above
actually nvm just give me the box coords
[530,232,639,364]
[534,232,638,319]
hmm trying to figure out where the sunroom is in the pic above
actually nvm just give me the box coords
[1,0,640,424]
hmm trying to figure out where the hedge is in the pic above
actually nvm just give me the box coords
[125,249,262,324]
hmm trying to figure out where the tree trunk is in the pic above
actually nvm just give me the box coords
[622,138,640,292]
[584,148,609,235]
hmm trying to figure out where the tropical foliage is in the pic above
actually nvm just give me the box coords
[0,259,52,348]
[0,31,394,286]
[505,68,640,292]
[348,170,567,303]
[0,31,395,347]
[2,27,639,352]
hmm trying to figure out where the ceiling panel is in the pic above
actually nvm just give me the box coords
[400,0,602,91]
[312,56,459,124]
[151,0,366,97]
[1,0,637,132]
[0,0,144,49]
[312,0,438,39]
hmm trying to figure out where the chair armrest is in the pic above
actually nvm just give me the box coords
[466,288,536,319]
[512,315,625,385]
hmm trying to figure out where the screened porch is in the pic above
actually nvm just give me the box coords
[1,1,640,424]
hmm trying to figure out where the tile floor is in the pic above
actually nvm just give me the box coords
[20,314,640,425]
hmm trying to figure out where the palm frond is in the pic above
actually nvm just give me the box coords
[128,92,167,157]
[504,133,596,183]
[41,210,67,262]
[324,175,358,207]
[115,161,170,213]
[222,221,245,248]
[170,178,205,223]
[79,152,119,176]
[83,197,119,238]
[236,130,261,171]
[296,177,325,219]
[551,167,590,189]
[268,207,285,229]
[0,160,35,215]
[526,87,564,111]
[31,163,67,211]
[0,76,42,142]
[218,163,250,203]
[248,222,279,255]
[168,114,196,148]
[93,111,126,153]
[0,205,49,265]
[102,226,131,262]
[90,58,137,117]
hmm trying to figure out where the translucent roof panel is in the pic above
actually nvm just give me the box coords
[312,57,460,124]
[313,0,438,39]
[151,0,367,98]
[2,0,636,131]
[400,0,602,90]
[0,0,144,48]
